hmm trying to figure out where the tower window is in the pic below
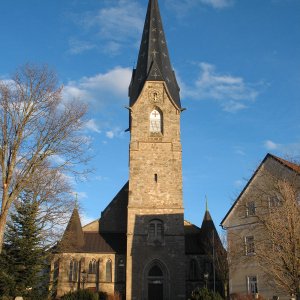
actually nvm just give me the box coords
[150,109,162,133]
[154,174,158,182]
[148,219,164,243]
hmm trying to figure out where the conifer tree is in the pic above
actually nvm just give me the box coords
[0,190,48,299]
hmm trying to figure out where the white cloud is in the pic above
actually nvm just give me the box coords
[76,191,88,200]
[68,38,96,55]
[166,0,233,15]
[70,0,144,55]
[62,67,132,108]
[106,131,115,139]
[51,154,66,165]
[80,213,96,226]
[263,140,300,157]
[234,147,246,156]
[200,0,233,9]
[264,140,279,150]
[84,119,101,133]
[95,175,108,181]
[181,62,260,113]
[234,179,244,188]
[105,127,124,139]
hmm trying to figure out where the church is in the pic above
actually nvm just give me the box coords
[50,0,226,299]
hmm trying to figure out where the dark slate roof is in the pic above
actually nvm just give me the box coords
[82,232,126,254]
[129,0,181,108]
[56,231,126,254]
[59,207,84,251]
[184,220,205,254]
[100,182,128,233]
[201,210,216,232]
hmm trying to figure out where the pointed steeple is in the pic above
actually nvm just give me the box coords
[201,197,215,231]
[59,207,84,251]
[129,0,181,108]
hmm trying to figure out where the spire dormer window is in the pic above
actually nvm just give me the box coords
[150,109,162,133]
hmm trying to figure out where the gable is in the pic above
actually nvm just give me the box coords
[221,153,300,228]
[83,219,99,232]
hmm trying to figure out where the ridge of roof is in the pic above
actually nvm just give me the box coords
[128,0,181,108]
[269,153,300,174]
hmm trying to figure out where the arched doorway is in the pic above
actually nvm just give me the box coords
[143,259,169,300]
[148,265,164,300]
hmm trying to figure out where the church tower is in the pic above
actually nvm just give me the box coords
[126,0,185,299]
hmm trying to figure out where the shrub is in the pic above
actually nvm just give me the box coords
[61,289,99,300]
[190,287,224,300]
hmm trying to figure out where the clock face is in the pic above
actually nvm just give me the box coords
[149,90,162,104]
[150,109,161,133]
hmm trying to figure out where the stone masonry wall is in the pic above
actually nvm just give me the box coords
[127,81,186,300]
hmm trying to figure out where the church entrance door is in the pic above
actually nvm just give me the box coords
[147,265,164,300]
[148,280,163,300]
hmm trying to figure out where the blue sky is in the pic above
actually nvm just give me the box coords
[1,0,300,230]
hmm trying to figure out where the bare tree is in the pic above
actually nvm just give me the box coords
[255,176,300,295]
[227,157,300,297]
[0,64,88,252]
[203,228,229,298]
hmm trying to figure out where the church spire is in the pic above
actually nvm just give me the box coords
[59,206,84,251]
[129,0,181,108]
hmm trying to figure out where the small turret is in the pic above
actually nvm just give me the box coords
[59,206,84,251]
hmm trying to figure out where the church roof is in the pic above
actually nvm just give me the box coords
[129,0,181,108]
[201,209,216,232]
[82,232,126,254]
[59,207,85,251]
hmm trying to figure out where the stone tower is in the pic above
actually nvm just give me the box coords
[126,0,185,299]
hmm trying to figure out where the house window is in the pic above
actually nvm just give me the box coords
[246,201,256,216]
[296,193,300,205]
[245,236,255,255]
[117,258,125,282]
[106,259,112,282]
[269,196,282,208]
[69,259,78,282]
[189,259,198,281]
[148,219,164,243]
[150,109,162,133]
[247,276,258,294]
[88,259,97,274]
[53,260,60,282]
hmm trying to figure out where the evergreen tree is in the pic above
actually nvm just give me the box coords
[0,191,48,299]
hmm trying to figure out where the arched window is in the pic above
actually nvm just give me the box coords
[106,259,112,282]
[189,259,198,280]
[150,109,162,133]
[88,259,97,274]
[149,265,163,277]
[117,258,125,282]
[148,219,164,243]
[69,259,78,282]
